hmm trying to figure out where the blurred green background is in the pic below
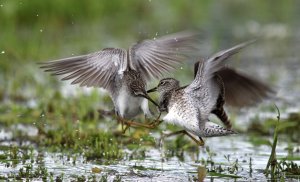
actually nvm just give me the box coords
[1,0,300,180]
[1,0,299,102]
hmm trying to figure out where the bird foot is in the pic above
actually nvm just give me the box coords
[119,112,163,133]
[116,117,130,134]
[123,120,161,130]
[146,111,163,126]
[146,119,163,128]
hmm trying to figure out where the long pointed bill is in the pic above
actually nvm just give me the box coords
[147,87,157,93]
[140,94,159,107]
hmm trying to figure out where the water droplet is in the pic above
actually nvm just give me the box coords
[36,14,39,17]
[39,29,43,32]
[1,51,5,54]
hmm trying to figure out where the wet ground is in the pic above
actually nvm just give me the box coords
[1,3,300,179]
[0,128,299,181]
[1,39,300,181]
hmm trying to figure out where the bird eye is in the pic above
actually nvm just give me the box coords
[160,81,165,85]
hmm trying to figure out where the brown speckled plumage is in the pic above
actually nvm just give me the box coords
[39,31,202,120]
[150,40,274,139]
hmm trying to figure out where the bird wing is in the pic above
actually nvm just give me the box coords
[129,31,201,80]
[185,40,255,105]
[39,48,127,91]
[216,68,275,107]
[193,43,275,108]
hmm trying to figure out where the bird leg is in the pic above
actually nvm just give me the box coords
[98,108,129,131]
[98,110,156,133]
[115,117,140,134]
[116,116,126,132]
[122,118,163,131]
[147,111,163,127]
[121,111,163,133]
[161,130,205,146]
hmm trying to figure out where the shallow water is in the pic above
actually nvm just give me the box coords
[1,18,300,182]
[0,125,299,181]
[1,43,300,180]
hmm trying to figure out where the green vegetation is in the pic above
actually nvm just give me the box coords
[264,105,300,180]
[265,105,280,178]
[1,0,300,181]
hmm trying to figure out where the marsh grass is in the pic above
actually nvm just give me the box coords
[264,105,300,180]
[1,0,300,181]
[265,105,280,178]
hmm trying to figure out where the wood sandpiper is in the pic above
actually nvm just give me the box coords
[39,31,202,132]
[147,40,275,145]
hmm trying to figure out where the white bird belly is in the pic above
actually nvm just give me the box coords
[115,87,143,119]
[163,104,201,136]
[163,106,183,126]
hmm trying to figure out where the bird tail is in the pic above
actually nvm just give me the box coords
[201,122,237,137]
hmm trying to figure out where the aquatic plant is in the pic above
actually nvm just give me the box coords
[265,105,300,180]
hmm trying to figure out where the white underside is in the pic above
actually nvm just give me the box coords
[163,107,183,126]
[116,86,152,119]
[164,105,235,137]
[163,104,201,136]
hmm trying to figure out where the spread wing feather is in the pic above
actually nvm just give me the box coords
[130,31,202,80]
[39,48,127,91]
[185,40,255,109]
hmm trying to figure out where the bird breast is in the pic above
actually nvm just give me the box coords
[163,94,202,135]
[115,85,144,119]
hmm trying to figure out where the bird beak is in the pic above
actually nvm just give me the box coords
[141,94,159,107]
[147,87,157,93]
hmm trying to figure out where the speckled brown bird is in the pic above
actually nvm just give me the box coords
[39,31,201,130]
[148,40,275,145]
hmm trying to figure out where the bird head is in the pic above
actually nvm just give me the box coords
[147,78,180,94]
